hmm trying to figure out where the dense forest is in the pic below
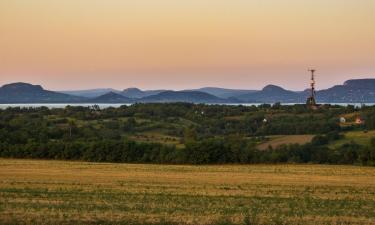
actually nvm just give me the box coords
[0,103,375,165]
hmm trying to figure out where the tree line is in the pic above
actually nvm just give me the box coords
[0,103,375,165]
[0,134,375,165]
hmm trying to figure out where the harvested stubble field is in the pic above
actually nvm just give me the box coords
[1,159,375,225]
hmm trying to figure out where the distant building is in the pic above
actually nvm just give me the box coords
[355,117,365,125]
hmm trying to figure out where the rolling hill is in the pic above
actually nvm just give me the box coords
[1,79,375,104]
[190,87,256,98]
[0,83,85,103]
[121,88,167,99]
[89,92,132,103]
[237,85,303,103]
[60,88,121,98]
[316,79,375,103]
[137,91,230,103]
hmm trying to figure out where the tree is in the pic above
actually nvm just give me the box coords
[183,127,197,143]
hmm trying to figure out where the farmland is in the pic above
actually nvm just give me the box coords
[329,130,375,149]
[2,104,375,165]
[1,159,375,225]
[257,135,315,150]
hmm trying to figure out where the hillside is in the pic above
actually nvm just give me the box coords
[138,90,230,103]
[237,79,375,103]
[90,92,132,103]
[0,103,374,165]
[122,88,167,99]
[0,82,85,103]
[237,85,303,103]
[1,79,375,104]
[60,88,121,98]
[191,87,256,98]
[316,79,375,103]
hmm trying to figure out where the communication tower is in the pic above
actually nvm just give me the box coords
[306,69,317,107]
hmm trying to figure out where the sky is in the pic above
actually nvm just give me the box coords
[0,0,374,91]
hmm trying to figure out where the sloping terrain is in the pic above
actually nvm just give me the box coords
[90,92,133,103]
[257,135,315,150]
[138,91,229,103]
[0,83,85,103]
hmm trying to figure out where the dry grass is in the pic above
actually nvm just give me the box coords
[1,159,375,224]
[257,135,315,150]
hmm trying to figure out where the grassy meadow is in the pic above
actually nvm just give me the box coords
[1,159,375,225]
[329,130,375,149]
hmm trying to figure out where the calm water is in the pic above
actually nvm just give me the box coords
[0,103,131,109]
[0,103,374,109]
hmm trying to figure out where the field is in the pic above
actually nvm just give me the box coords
[257,135,315,150]
[1,159,375,224]
[329,130,375,149]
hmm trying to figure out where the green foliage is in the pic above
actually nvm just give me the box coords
[0,104,374,165]
[183,127,197,144]
[364,107,375,130]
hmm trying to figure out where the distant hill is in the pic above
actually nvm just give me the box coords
[237,85,303,103]
[316,79,375,103]
[60,88,121,98]
[190,87,256,98]
[122,87,255,99]
[90,92,132,103]
[1,79,374,104]
[344,79,375,89]
[122,88,167,99]
[236,79,375,103]
[138,91,230,103]
[0,82,85,103]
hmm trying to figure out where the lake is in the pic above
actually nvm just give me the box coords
[0,102,374,109]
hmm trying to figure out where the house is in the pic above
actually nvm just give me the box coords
[355,117,365,125]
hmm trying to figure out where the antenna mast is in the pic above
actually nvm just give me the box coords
[306,69,317,107]
[309,69,316,99]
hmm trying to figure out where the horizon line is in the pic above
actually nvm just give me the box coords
[2,77,375,92]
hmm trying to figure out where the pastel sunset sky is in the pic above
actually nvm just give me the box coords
[0,0,374,91]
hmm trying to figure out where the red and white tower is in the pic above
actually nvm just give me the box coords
[306,69,317,106]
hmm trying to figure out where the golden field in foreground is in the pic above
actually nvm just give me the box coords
[1,159,375,225]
